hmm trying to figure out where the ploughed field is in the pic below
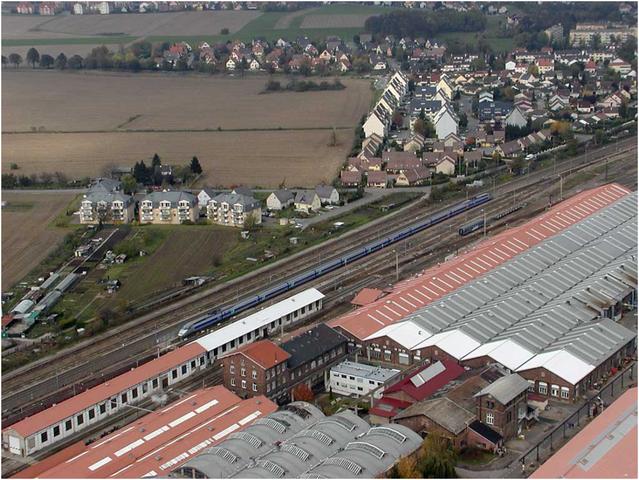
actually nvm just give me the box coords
[2,70,372,187]
[1,191,76,290]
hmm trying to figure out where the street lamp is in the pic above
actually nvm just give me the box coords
[392,249,399,282]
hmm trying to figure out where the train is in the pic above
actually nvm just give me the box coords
[178,193,492,338]
[458,202,527,237]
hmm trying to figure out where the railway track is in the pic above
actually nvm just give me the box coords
[2,137,636,424]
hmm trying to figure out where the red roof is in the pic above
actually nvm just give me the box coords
[2,314,15,328]
[329,184,631,341]
[351,288,384,306]
[221,339,290,370]
[5,342,207,438]
[384,361,464,402]
[28,387,277,479]
[531,387,637,478]
[369,396,412,418]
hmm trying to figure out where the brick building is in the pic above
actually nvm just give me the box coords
[473,374,530,439]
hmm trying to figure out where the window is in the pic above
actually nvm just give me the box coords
[214,348,219,357]
[485,412,494,425]
[99,403,106,414]
[53,425,60,438]
[357,386,363,391]
[266,383,271,392]
[538,382,548,395]
[200,356,205,366]
[527,380,535,392]
[369,380,376,385]
[172,369,178,379]
[76,414,84,426]
[486,400,495,409]
[252,370,257,380]
[241,380,247,389]
[110,397,118,409]
[191,360,196,369]
[181,365,187,375]
[231,377,236,387]
[265,369,270,380]
[560,387,570,399]
[231,339,235,348]
[241,368,246,377]
[311,361,317,369]
[65,419,73,431]
[239,336,244,345]
[88,408,95,420]
[142,383,148,394]
[506,411,512,422]
[252,383,257,392]
[551,385,559,397]
[399,352,410,365]
[123,392,130,403]
[41,431,48,443]
[222,344,227,353]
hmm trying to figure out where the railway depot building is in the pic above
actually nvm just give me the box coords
[2,343,208,457]
[333,184,637,405]
[220,324,349,403]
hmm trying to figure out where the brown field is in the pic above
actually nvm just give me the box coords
[2,70,371,187]
[1,191,76,289]
[1,11,261,39]
[299,14,373,28]
[2,71,371,131]
[2,129,351,187]
[115,226,238,303]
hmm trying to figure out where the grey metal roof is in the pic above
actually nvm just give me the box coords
[282,324,348,370]
[302,424,422,478]
[331,361,399,383]
[176,402,323,479]
[231,410,369,478]
[393,397,475,434]
[474,373,530,405]
[390,191,637,372]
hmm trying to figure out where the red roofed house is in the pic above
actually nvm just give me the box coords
[340,169,362,187]
[220,340,291,400]
[369,360,464,423]
[367,170,388,188]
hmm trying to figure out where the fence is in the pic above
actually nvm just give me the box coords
[519,361,636,472]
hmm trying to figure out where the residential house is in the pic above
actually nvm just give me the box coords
[367,171,389,188]
[38,2,56,15]
[463,149,484,168]
[207,193,262,227]
[403,134,425,153]
[294,191,321,213]
[139,191,198,224]
[266,190,295,211]
[434,105,459,140]
[79,178,134,225]
[340,170,362,187]
[610,58,632,76]
[197,188,217,213]
[363,111,388,139]
[505,106,528,128]
[315,185,339,205]
[383,151,422,173]
[435,154,456,176]
[395,167,431,186]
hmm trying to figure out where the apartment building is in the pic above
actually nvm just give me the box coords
[79,178,134,224]
[207,192,262,227]
[139,190,198,224]
[569,23,637,46]
[328,361,399,398]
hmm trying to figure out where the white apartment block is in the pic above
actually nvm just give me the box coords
[207,192,262,228]
[79,178,134,224]
[139,191,198,224]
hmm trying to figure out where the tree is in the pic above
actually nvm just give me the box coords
[133,160,150,184]
[292,383,314,402]
[152,153,162,168]
[54,52,67,69]
[590,33,602,50]
[243,213,259,232]
[220,27,230,35]
[26,47,40,68]
[299,58,312,76]
[1,55,7,67]
[458,111,468,129]
[527,64,539,76]
[8,53,22,68]
[68,54,83,69]
[392,111,404,128]
[39,54,54,68]
[121,174,137,194]
[190,156,203,174]
[417,434,457,478]
[397,456,421,478]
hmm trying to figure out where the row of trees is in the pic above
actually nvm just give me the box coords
[364,9,487,39]
[2,171,73,189]
[3,50,82,69]
[264,78,345,92]
[130,154,202,189]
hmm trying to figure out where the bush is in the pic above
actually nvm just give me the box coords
[220,28,229,35]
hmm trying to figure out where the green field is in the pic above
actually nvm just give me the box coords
[2,35,137,46]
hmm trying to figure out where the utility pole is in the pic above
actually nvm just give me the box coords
[393,249,399,282]
[482,209,487,238]
[605,158,608,181]
[559,175,563,201]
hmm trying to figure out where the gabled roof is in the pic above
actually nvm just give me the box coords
[384,361,464,402]
[282,324,347,370]
[394,397,475,434]
[474,374,530,405]
[221,339,290,370]
[468,420,503,445]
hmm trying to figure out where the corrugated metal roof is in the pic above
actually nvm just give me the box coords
[329,184,631,340]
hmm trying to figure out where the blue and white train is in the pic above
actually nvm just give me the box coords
[178,193,492,338]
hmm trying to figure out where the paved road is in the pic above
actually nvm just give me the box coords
[296,187,431,229]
